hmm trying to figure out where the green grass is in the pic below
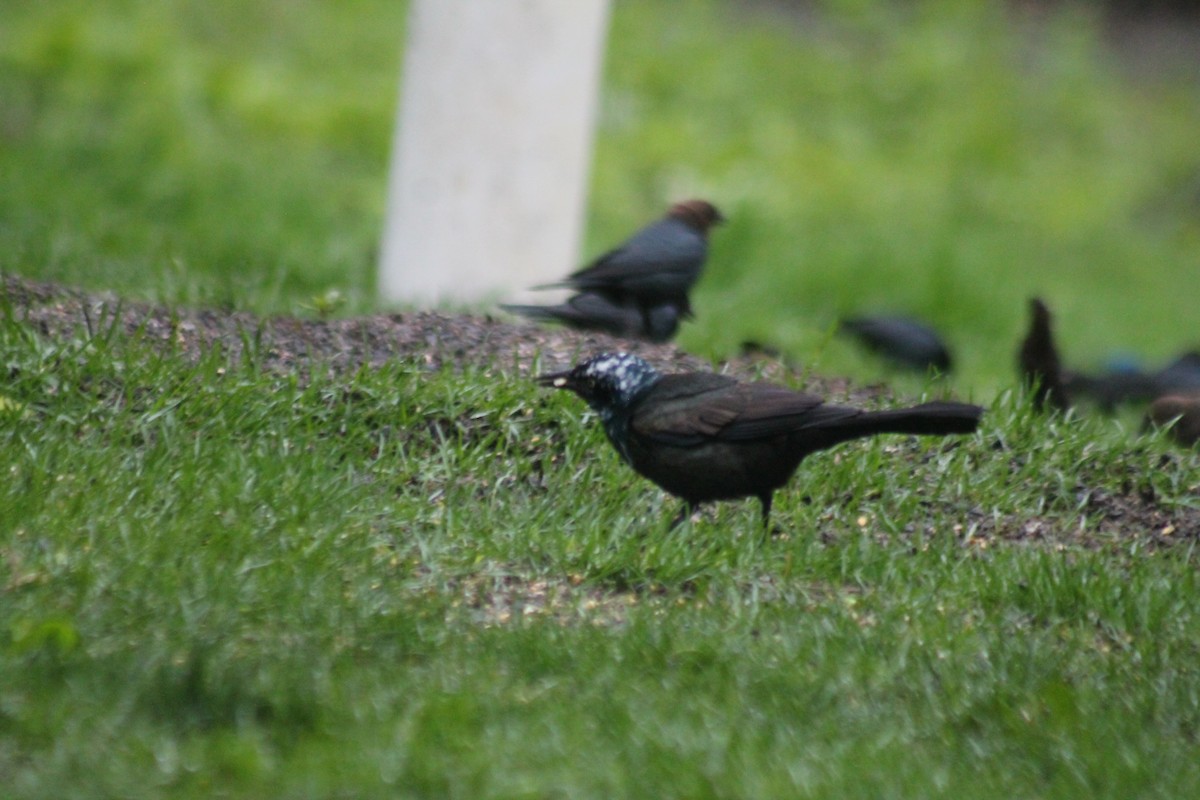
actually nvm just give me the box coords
[2,312,1198,798]
[598,2,1200,396]
[3,0,1200,796]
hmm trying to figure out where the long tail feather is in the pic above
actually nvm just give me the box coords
[792,401,982,455]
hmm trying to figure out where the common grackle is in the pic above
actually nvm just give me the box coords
[533,199,723,323]
[838,315,953,373]
[501,292,682,343]
[1017,297,1070,412]
[538,353,983,528]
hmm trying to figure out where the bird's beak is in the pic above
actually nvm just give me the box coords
[535,369,575,390]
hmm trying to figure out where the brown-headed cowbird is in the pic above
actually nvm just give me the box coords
[538,352,983,528]
[534,199,723,322]
[838,315,953,373]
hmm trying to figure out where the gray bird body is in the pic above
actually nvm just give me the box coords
[839,316,953,373]
[534,200,723,318]
[1156,352,1200,394]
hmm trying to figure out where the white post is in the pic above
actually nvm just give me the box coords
[379,0,611,306]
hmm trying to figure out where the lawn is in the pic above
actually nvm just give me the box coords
[2,1,1200,797]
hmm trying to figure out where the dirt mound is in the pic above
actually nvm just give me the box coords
[2,273,874,396]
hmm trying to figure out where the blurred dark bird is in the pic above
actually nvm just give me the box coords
[534,199,724,323]
[501,292,681,343]
[1065,371,1158,411]
[1157,351,1200,393]
[838,315,953,373]
[1014,298,1200,413]
[1067,350,1200,412]
[1017,297,1070,412]
[1144,393,1200,447]
[538,352,983,528]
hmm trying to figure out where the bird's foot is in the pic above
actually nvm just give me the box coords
[668,504,700,530]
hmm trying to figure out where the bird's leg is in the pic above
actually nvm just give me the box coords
[669,502,697,530]
[639,306,654,336]
[758,493,789,539]
[758,494,773,529]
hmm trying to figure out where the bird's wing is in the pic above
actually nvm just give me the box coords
[631,376,857,446]
[568,219,706,288]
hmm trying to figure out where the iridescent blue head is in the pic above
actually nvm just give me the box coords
[536,352,662,416]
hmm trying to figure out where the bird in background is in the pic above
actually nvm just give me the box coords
[501,292,681,343]
[838,315,954,374]
[1014,297,1200,417]
[538,352,983,529]
[1017,297,1071,412]
[523,199,724,332]
[1144,393,1200,447]
[1158,352,1200,393]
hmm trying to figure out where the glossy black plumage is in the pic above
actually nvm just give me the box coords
[839,315,953,373]
[501,292,681,343]
[538,353,983,527]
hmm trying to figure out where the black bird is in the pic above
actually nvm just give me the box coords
[838,315,953,373]
[501,292,682,343]
[1066,350,1200,412]
[1064,370,1157,412]
[537,353,983,528]
[534,199,724,323]
[1016,299,1197,412]
[1017,297,1070,412]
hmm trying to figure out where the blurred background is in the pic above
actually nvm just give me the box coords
[1,0,1198,398]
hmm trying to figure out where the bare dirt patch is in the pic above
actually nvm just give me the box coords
[3,274,771,384]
